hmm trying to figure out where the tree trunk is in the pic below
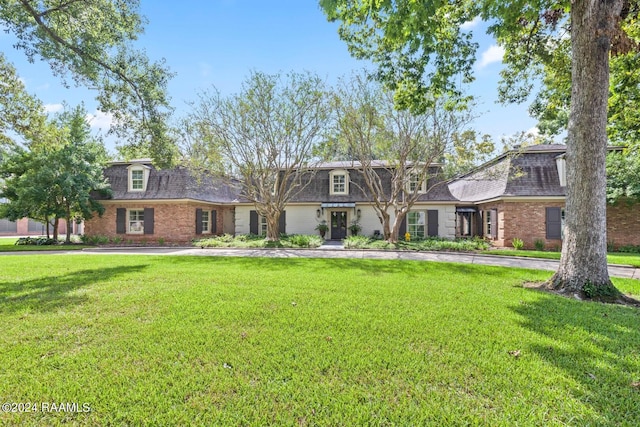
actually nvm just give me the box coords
[52,217,59,241]
[65,206,72,244]
[548,0,622,299]
[265,211,280,242]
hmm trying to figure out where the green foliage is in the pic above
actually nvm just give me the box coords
[0,0,175,165]
[15,237,57,246]
[617,244,640,254]
[581,281,621,300]
[534,238,546,251]
[511,238,524,250]
[606,149,640,203]
[0,104,111,243]
[344,236,490,251]
[194,234,324,249]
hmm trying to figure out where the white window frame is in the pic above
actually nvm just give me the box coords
[127,164,150,192]
[329,170,349,195]
[128,209,145,234]
[407,211,426,238]
[201,210,210,234]
[407,173,427,194]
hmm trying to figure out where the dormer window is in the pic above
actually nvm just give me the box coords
[407,173,426,193]
[330,170,349,195]
[128,164,150,192]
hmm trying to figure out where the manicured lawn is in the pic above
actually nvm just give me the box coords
[0,255,639,426]
[484,249,640,267]
[0,238,90,252]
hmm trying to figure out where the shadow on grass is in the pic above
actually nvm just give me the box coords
[511,291,640,424]
[0,265,148,314]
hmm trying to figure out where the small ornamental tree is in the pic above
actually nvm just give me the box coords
[186,71,332,241]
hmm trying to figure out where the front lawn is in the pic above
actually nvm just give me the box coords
[1,255,638,425]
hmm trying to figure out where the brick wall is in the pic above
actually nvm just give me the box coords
[477,200,640,250]
[607,202,640,249]
[84,202,229,244]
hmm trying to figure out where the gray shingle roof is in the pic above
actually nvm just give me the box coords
[98,163,241,203]
[448,144,567,202]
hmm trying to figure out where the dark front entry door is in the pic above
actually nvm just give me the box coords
[330,211,348,240]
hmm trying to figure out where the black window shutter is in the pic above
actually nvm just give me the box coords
[279,211,286,235]
[491,209,498,239]
[144,208,154,235]
[427,210,439,237]
[116,208,126,234]
[546,207,562,239]
[211,210,217,234]
[195,208,203,234]
[399,215,407,236]
[250,210,258,235]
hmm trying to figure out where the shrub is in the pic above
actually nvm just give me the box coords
[511,238,524,250]
[617,244,640,254]
[534,238,545,251]
[15,237,57,246]
[343,235,371,249]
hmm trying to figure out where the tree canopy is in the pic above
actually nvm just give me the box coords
[321,0,639,300]
[0,0,174,165]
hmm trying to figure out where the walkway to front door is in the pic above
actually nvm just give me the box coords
[330,211,347,240]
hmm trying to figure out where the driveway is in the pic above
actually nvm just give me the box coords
[58,246,640,280]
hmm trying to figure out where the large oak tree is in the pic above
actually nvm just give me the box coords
[1,0,174,164]
[321,0,638,300]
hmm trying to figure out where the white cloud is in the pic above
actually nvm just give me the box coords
[43,103,64,113]
[85,110,114,131]
[478,44,505,69]
[461,16,481,30]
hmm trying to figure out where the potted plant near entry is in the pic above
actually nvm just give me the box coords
[315,220,329,238]
[348,219,362,236]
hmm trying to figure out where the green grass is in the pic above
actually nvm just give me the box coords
[0,255,639,426]
[484,249,640,267]
[0,237,89,252]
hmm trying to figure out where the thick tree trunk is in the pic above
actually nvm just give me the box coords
[548,0,622,299]
[52,217,59,241]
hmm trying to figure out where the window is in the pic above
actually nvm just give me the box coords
[201,211,210,233]
[128,209,145,234]
[329,170,349,195]
[407,173,426,193]
[131,170,144,190]
[128,164,149,192]
[407,211,425,238]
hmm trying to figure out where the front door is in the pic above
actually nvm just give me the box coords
[330,211,348,240]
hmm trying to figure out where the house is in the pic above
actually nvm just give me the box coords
[83,160,238,244]
[448,144,640,249]
[0,197,76,238]
[82,147,640,248]
[234,161,459,240]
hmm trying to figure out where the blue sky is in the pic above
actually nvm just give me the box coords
[1,1,541,152]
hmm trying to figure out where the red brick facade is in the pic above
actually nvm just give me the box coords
[84,201,232,244]
[477,200,640,250]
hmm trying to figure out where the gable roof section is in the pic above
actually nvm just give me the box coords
[448,144,567,203]
[98,162,240,203]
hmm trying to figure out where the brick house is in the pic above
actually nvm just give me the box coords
[83,160,238,244]
[447,144,640,249]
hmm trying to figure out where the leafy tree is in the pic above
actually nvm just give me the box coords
[334,75,475,242]
[0,53,47,146]
[0,105,111,242]
[0,0,174,165]
[321,0,638,300]
[185,71,332,241]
